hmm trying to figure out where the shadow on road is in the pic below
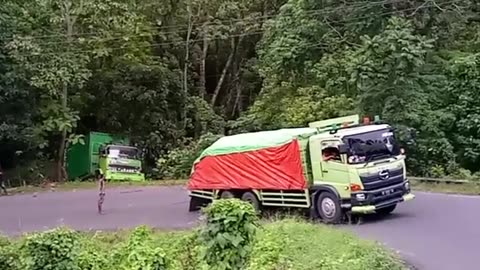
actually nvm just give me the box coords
[347,212,415,226]
[258,206,415,226]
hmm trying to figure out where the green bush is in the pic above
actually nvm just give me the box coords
[200,199,259,270]
[76,238,110,270]
[450,168,473,180]
[0,237,20,270]
[429,164,446,178]
[111,226,169,270]
[20,227,81,270]
[169,233,203,270]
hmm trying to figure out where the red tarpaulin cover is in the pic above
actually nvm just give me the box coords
[188,140,307,190]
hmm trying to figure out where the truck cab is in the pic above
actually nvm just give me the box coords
[308,116,414,221]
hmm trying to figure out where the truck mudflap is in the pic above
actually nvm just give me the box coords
[351,193,415,214]
[349,180,414,214]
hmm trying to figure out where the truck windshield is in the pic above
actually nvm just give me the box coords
[107,146,139,159]
[342,128,400,164]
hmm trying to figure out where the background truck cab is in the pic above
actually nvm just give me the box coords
[66,132,145,182]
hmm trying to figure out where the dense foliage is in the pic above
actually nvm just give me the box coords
[0,200,404,269]
[1,0,479,181]
[200,199,258,270]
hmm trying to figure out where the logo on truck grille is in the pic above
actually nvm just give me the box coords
[379,170,390,180]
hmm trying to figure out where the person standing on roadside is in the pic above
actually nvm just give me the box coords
[0,163,7,195]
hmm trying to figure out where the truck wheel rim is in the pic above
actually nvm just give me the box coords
[321,197,336,218]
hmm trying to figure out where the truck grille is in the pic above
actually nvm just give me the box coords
[108,164,140,173]
[360,168,404,191]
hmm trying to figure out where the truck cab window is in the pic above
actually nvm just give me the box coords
[322,146,341,162]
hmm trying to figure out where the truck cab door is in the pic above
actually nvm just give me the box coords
[319,140,350,197]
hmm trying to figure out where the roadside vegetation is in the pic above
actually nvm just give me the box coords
[411,180,480,195]
[0,199,407,270]
[1,0,480,188]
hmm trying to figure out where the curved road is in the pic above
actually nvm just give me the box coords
[1,186,478,270]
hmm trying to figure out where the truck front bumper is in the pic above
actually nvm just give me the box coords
[351,193,415,213]
[348,180,415,214]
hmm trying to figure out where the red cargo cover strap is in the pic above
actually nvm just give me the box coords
[188,139,307,190]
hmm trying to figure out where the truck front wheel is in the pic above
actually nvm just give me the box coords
[241,191,261,213]
[316,192,343,224]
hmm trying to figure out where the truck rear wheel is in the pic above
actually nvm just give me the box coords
[376,204,396,216]
[241,191,261,213]
[220,190,235,199]
[189,196,209,212]
[316,192,342,224]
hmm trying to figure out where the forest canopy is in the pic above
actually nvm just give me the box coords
[0,0,479,182]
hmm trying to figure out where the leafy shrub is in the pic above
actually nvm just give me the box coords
[248,229,290,270]
[165,232,204,270]
[111,226,169,270]
[200,199,259,270]
[0,235,9,247]
[0,237,20,270]
[471,171,480,182]
[156,133,223,178]
[20,227,81,270]
[76,238,110,270]
[450,168,472,180]
[429,165,446,178]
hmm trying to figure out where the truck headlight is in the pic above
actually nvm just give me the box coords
[355,194,366,201]
[404,181,410,192]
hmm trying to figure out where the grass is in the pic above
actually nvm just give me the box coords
[411,180,480,195]
[2,179,188,196]
[3,219,408,270]
[255,219,408,270]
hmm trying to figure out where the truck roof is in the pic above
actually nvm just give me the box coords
[198,127,317,159]
[315,124,390,139]
[197,123,390,160]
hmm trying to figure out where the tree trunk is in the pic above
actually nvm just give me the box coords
[182,2,193,129]
[232,78,243,118]
[56,83,68,182]
[199,24,208,99]
[56,0,76,182]
[210,36,242,106]
[230,60,243,118]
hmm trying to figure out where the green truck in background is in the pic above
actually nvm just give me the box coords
[66,132,145,182]
[187,115,415,223]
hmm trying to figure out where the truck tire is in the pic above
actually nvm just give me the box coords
[316,192,342,224]
[220,190,235,199]
[241,191,261,213]
[189,196,208,212]
[376,204,396,216]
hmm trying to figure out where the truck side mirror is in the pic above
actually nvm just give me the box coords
[338,144,349,155]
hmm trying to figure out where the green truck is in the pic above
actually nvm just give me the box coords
[66,132,145,182]
[187,115,415,223]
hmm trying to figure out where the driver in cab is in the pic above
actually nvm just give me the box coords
[322,147,341,162]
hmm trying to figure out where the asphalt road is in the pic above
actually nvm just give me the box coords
[1,186,478,270]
